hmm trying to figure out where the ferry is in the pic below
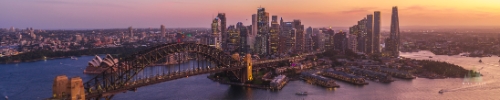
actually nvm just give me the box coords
[295,91,308,95]
[71,56,78,60]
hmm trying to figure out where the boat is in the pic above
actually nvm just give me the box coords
[4,96,7,100]
[479,59,482,63]
[439,89,445,94]
[71,56,78,60]
[295,91,308,95]
[429,56,433,58]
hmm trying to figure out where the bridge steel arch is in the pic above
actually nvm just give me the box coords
[83,42,241,98]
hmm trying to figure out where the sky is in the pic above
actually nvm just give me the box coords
[1,0,500,29]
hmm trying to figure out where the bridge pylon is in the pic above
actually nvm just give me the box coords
[244,53,253,82]
[51,75,85,100]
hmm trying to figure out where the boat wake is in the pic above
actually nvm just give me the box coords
[441,80,498,93]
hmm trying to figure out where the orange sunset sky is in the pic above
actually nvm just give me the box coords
[1,0,499,29]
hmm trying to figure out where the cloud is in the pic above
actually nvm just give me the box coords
[404,5,425,10]
[35,0,131,8]
[340,7,377,14]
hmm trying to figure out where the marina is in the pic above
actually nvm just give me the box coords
[301,72,340,88]
[345,67,394,83]
[321,69,368,85]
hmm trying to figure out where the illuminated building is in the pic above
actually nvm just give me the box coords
[227,25,240,52]
[293,20,305,53]
[210,18,222,49]
[217,13,227,50]
[356,18,367,53]
[270,15,280,54]
[281,22,296,53]
[325,28,335,50]
[239,23,250,54]
[256,7,270,55]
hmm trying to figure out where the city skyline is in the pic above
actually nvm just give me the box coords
[1,0,500,29]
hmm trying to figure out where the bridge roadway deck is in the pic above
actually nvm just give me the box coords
[87,66,244,98]
[86,51,324,98]
[253,51,323,65]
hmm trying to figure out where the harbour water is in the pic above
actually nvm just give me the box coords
[1,51,499,99]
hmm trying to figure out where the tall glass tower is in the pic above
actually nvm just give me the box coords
[373,11,381,53]
[389,6,400,57]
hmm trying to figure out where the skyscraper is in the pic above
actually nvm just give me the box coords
[217,13,227,50]
[250,14,258,52]
[356,18,367,53]
[293,20,305,53]
[128,26,133,38]
[270,15,280,54]
[365,14,374,54]
[334,31,347,53]
[281,22,296,53]
[373,11,381,53]
[256,7,270,55]
[239,23,249,54]
[210,18,222,49]
[227,25,240,52]
[160,25,166,37]
[325,28,335,50]
[305,26,313,52]
[387,6,400,57]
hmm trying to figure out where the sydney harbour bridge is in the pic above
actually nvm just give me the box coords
[50,42,323,100]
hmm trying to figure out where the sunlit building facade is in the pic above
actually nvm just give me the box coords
[210,18,222,49]
[385,6,401,57]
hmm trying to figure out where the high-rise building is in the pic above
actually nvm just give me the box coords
[305,26,313,52]
[161,25,166,37]
[373,11,381,53]
[256,7,270,55]
[365,14,374,54]
[210,18,222,49]
[347,33,357,52]
[250,14,258,52]
[306,27,313,35]
[128,26,134,38]
[313,30,325,51]
[270,15,280,54]
[217,13,227,50]
[293,20,305,53]
[325,28,335,50]
[356,18,367,53]
[386,6,400,57]
[281,22,296,53]
[239,24,250,54]
[305,32,313,52]
[334,31,347,53]
[227,25,240,52]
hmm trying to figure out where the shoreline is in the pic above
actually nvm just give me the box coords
[207,76,273,89]
[0,54,111,64]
